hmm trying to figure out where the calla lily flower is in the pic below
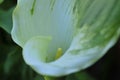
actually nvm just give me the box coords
[11,0,120,77]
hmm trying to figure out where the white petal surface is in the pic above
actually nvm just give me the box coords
[12,0,76,61]
[12,0,120,77]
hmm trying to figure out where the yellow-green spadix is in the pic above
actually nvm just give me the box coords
[11,0,120,77]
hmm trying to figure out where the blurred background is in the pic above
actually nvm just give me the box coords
[0,0,120,80]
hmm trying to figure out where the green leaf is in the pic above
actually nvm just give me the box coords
[0,0,3,4]
[4,47,19,74]
[66,72,95,80]
[11,0,120,77]
[0,8,14,33]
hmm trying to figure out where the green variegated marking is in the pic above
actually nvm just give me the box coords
[30,0,36,15]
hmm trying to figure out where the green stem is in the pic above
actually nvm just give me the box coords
[44,76,62,80]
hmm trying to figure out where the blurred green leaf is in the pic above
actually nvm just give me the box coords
[0,8,14,33]
[4,47,20,74]
[0,28,42,80]
[0,0,3,4]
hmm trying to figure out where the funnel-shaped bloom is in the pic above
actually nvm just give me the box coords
[11,0,120,77]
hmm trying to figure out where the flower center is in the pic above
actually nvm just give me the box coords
[55,48,63,60]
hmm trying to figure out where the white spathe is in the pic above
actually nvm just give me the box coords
[11,0,120,77]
